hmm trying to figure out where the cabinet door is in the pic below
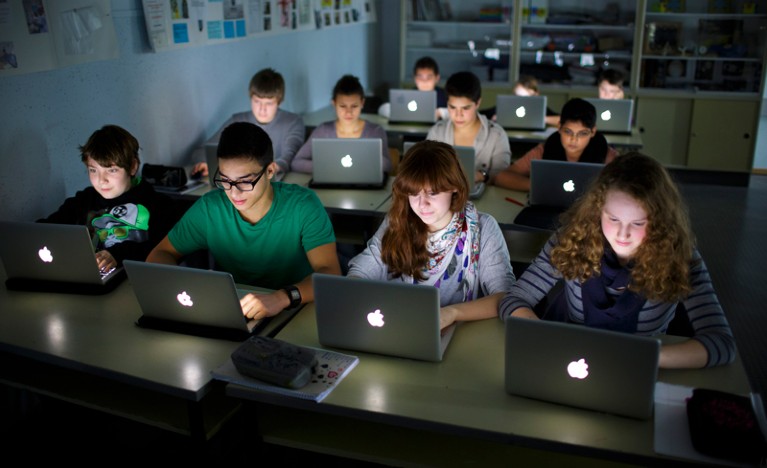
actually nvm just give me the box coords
[687,100,758,171]
[635,97,691,166]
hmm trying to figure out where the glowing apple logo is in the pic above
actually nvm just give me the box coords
[367,309,384,327]
[567,358,589,379]
[341,154,353,168]
[563,179,575,192]
[177,291,194,307]
[38,246,53,263]
[515,105,526,118]
[600,109,612,121]
[407,100,418,112]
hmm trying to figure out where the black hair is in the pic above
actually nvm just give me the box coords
[559,98,597,129]
[598,68,625,87]
[217,122,274,168]
[332,74,365,101]
[445,71,482,103]
[413,56,440,76]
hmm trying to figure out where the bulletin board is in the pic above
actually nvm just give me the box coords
[0,0,118,77]
[142,0,377,52]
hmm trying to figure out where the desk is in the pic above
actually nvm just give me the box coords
[302,107,644,151]
[228,304,751,466]
[0,263,297,440]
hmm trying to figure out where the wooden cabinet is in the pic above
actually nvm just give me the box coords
[687,99,759,170]
[635,96,692,166]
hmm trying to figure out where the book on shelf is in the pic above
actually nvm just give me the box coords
[211,347,359,403]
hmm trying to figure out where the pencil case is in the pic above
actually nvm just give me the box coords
[231,336,317,389]
[686,388,767,463]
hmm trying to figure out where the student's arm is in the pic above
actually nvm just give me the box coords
[346,220,389,280]
[240,242,341,320]
[440,293,505,329]
[275,112,306,174]
[605,146,619,164]
[658,340,709,369]
[483,124,512,183]
[145,235,184,265]
[493,144,542,191]
[544,115,560,127]
[291,123,330,174]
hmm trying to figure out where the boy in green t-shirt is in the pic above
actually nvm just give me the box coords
[148,122,341,320]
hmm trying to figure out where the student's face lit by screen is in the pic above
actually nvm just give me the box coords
[333,93,364,125]
[414,68,439,92]
[447,96,480,129]
[408,187,456,232]
[250,96,280,124]
[558,120,596,159]
[217,157,271,220]
[601,189,648,263]
[513,84,537,97]
[86,157,135,200]
[598,81,624,100]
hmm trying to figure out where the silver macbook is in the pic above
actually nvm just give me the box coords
[495,95,547,130]
[313,273,457,362]
[389,89,437,124]
[0,221,124,293]
[454,146,486,200]
[529,159,603,208]
[584,98,634,134]
[505,317,660,419]
[124,260,268,341]
[309,138,386,189]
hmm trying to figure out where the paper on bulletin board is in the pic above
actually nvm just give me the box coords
[142,0,376,52]
[0,0,118,77]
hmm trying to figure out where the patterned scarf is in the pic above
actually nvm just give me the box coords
[408,202,480,302]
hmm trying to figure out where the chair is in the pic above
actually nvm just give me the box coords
[388,147,401,176]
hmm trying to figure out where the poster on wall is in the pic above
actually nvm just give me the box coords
[0,0,118,77]
[142,0,376,52]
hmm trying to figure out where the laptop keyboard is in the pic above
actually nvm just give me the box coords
[100,266,116,280]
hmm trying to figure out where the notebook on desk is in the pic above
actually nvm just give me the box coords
[583,98,634,134]
[505,317,660,420]
[495,95,547,131]
[0,221,125,294]
[388,89,437,124]
[454,146,486,200]
[308,138,386,189]
[514,160,604,230]
[313,273,456,362]
[124,260,269,341]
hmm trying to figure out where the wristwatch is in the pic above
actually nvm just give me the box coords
[480,169,489,183]
[282,285,302,309]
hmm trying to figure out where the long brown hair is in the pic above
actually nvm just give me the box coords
[551,152,695,302]
[381,140,469,280]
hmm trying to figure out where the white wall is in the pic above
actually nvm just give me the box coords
[0,0,380,221]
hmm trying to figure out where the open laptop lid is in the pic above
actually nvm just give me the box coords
[583,98,634,134]
[124,260,267,341]
[309,138,385,189]
[313,273,456,362]
[454,146,485,200]
[0,221,124,294]
[505,317,660,420]
[529,159,603,208]
[389,89,437,124]
[496,95,547,130]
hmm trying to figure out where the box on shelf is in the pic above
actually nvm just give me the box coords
[650,1,686,13]
[522,0,548,24]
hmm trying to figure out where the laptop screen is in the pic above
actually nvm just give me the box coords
[583,98,634,134]
[389,89,437,123]
[310,138,384,186]
[496,95,547,130]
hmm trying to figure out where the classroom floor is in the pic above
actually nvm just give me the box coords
[2,174,766,464]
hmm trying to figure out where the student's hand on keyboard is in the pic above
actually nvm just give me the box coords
[439,306,459,331]
[95,250,117,273]
[240,291,288,320]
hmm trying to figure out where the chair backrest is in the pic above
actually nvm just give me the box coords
[389,147,401,176]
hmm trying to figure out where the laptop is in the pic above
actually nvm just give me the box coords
[123,260,268,341]
[309,138,386,189]
[388,89,437,124]
[583,98,634,134]
[495,95,547,130]
[514,160,604,230]
[454,146,486,200]
[312,273,457,362]
[505,317,660,420]
[0,221,125,294]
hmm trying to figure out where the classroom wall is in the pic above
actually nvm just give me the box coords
[0,0,381,222]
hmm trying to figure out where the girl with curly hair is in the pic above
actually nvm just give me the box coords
[499,152,735,369]
[348,140,516,330]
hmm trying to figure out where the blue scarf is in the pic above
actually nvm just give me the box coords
[581,246,646,333]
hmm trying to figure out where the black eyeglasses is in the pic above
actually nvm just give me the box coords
[213,167,267,191]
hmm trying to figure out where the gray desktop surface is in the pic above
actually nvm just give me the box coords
[228,303,752,466]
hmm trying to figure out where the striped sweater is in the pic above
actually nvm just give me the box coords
[498,235,736,367]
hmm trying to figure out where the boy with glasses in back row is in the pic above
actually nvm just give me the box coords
[494,98,618,192]
[148,122,341,320]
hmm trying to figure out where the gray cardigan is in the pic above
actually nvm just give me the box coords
[348,212,516,307]
[425,113,511,181]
